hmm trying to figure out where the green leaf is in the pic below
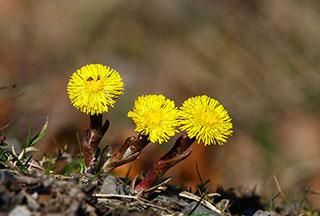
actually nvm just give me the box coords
[29,117,49,147]
[0,149,8,162]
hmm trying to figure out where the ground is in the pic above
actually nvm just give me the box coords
[1,164,316,216]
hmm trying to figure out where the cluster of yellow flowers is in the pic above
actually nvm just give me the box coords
[67,64,233,146]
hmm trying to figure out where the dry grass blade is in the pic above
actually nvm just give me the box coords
[142,177,172,194]
[187,192,206,215]
[94,193,175,215]
[207,193,221,198]
[94,193,138,200]
[130,175,138,193]
[179,191,222,214]
[273,175,287,201]
[138,197,175,215]
[195,162,203,185]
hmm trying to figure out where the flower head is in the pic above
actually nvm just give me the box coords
[128,95,180,144]
[67,64,124,115]
[178,95,233,146]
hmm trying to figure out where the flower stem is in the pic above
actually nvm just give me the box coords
[113,134,149,161]
[103,134,150,172]
[82,114,109,168]
[135,135,195,193]
[90,114,103,130]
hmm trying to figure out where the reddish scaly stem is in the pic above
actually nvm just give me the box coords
[82,114,109,167]
[112,134,149,161]
[103,134,150,172]
[135,135,195,194]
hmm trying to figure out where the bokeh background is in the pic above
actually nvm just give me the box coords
[1,0,320,208]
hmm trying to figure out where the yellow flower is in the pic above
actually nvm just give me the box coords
[128,95,180,144]
[178,95,233,146]
[67,64,124,115]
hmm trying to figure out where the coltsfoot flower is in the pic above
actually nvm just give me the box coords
[178,95,233,145]
[67,64,124,115]
[128,95,180,144]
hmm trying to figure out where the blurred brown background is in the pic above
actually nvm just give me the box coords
[1,0,320,208]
